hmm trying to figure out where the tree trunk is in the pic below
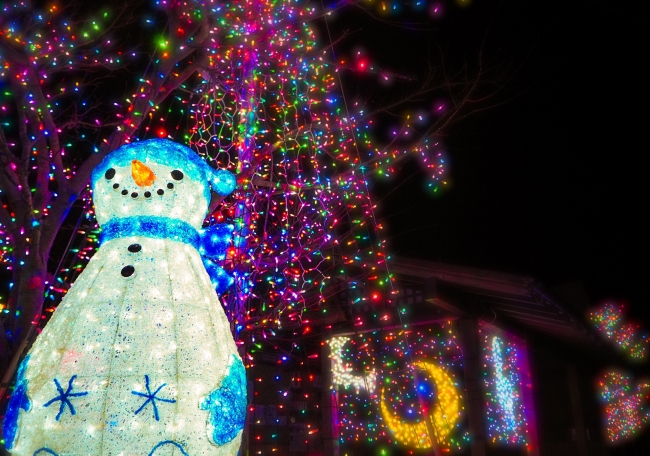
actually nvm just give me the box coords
[13,267,46,348]
[0,316,10,376]
[1,243,47,399]
[7,227,47,357]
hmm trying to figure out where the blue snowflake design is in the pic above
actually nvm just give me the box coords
[33,449,58,455]
[200,355,247,446]
[43,375,88,421]
[2,355,32,450]
[132,375,176,421]
[148,440,189,455]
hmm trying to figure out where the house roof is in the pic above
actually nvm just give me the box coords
[389,257,607,355]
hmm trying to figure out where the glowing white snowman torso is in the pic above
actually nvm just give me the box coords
[3,140,246,456]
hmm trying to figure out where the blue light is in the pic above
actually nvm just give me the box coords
[2,355,31,450]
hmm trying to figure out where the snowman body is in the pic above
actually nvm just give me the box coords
[4,140,245,455]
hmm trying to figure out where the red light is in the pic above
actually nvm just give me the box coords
[157,128,167,138]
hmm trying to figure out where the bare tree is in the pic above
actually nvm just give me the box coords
[0,0,214,375]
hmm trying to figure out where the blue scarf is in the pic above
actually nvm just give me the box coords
[100,216,234,294]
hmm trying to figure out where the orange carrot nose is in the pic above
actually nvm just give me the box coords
[131,159,156,187]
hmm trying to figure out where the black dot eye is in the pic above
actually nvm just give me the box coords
[157,189,164,195]
[105,168,116,180]
[167,183,174,189]
[121,265,135,277]
[128,244,142,253]
[171,170,184,181]
[121,189,128,195]
[113,183,120,189]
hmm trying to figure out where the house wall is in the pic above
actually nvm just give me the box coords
[528,347,610,456]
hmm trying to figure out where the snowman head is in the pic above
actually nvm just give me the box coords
[91,139,235,229]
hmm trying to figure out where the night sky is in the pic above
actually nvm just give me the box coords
[338,0,650,323]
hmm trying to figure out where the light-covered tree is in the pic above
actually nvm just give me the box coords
[1,0,513,390]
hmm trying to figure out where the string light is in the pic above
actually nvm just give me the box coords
[379,360,460,448]
[1,0,446,345]
[598,371,650,442]
[331,322,469,451]
[2,0,452,450]
[328,336,377,393]
[482,333,529,445]
[590,303,649,360]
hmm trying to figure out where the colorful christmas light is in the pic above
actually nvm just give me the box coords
[330,321,468,451]
[182,0,407,332]
[244,351,324,455]
[590,303,649,360]
[482,333,529,445]
[1,0,447,347]
[328,336,377,393]
[0,3,490,454]
[598,371,650,442]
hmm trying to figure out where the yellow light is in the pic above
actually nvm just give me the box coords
[379,361,460,448]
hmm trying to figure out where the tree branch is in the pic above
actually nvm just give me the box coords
[155,60,201,106]
[0,203,14,231]
[0,129,24,214]
[40,20,210,254]
[28,73,68,192]
[8,80,35,223]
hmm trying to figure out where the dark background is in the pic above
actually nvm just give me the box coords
[347,0,650,324]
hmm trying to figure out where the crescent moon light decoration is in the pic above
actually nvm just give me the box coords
[379,361,461,448]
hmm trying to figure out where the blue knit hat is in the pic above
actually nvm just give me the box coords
[91,139,236,201]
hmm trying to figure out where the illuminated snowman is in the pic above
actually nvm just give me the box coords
[3,139,246,455]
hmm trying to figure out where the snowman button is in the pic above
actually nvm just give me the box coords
[121,265,135,277]
[128,244,142,253]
